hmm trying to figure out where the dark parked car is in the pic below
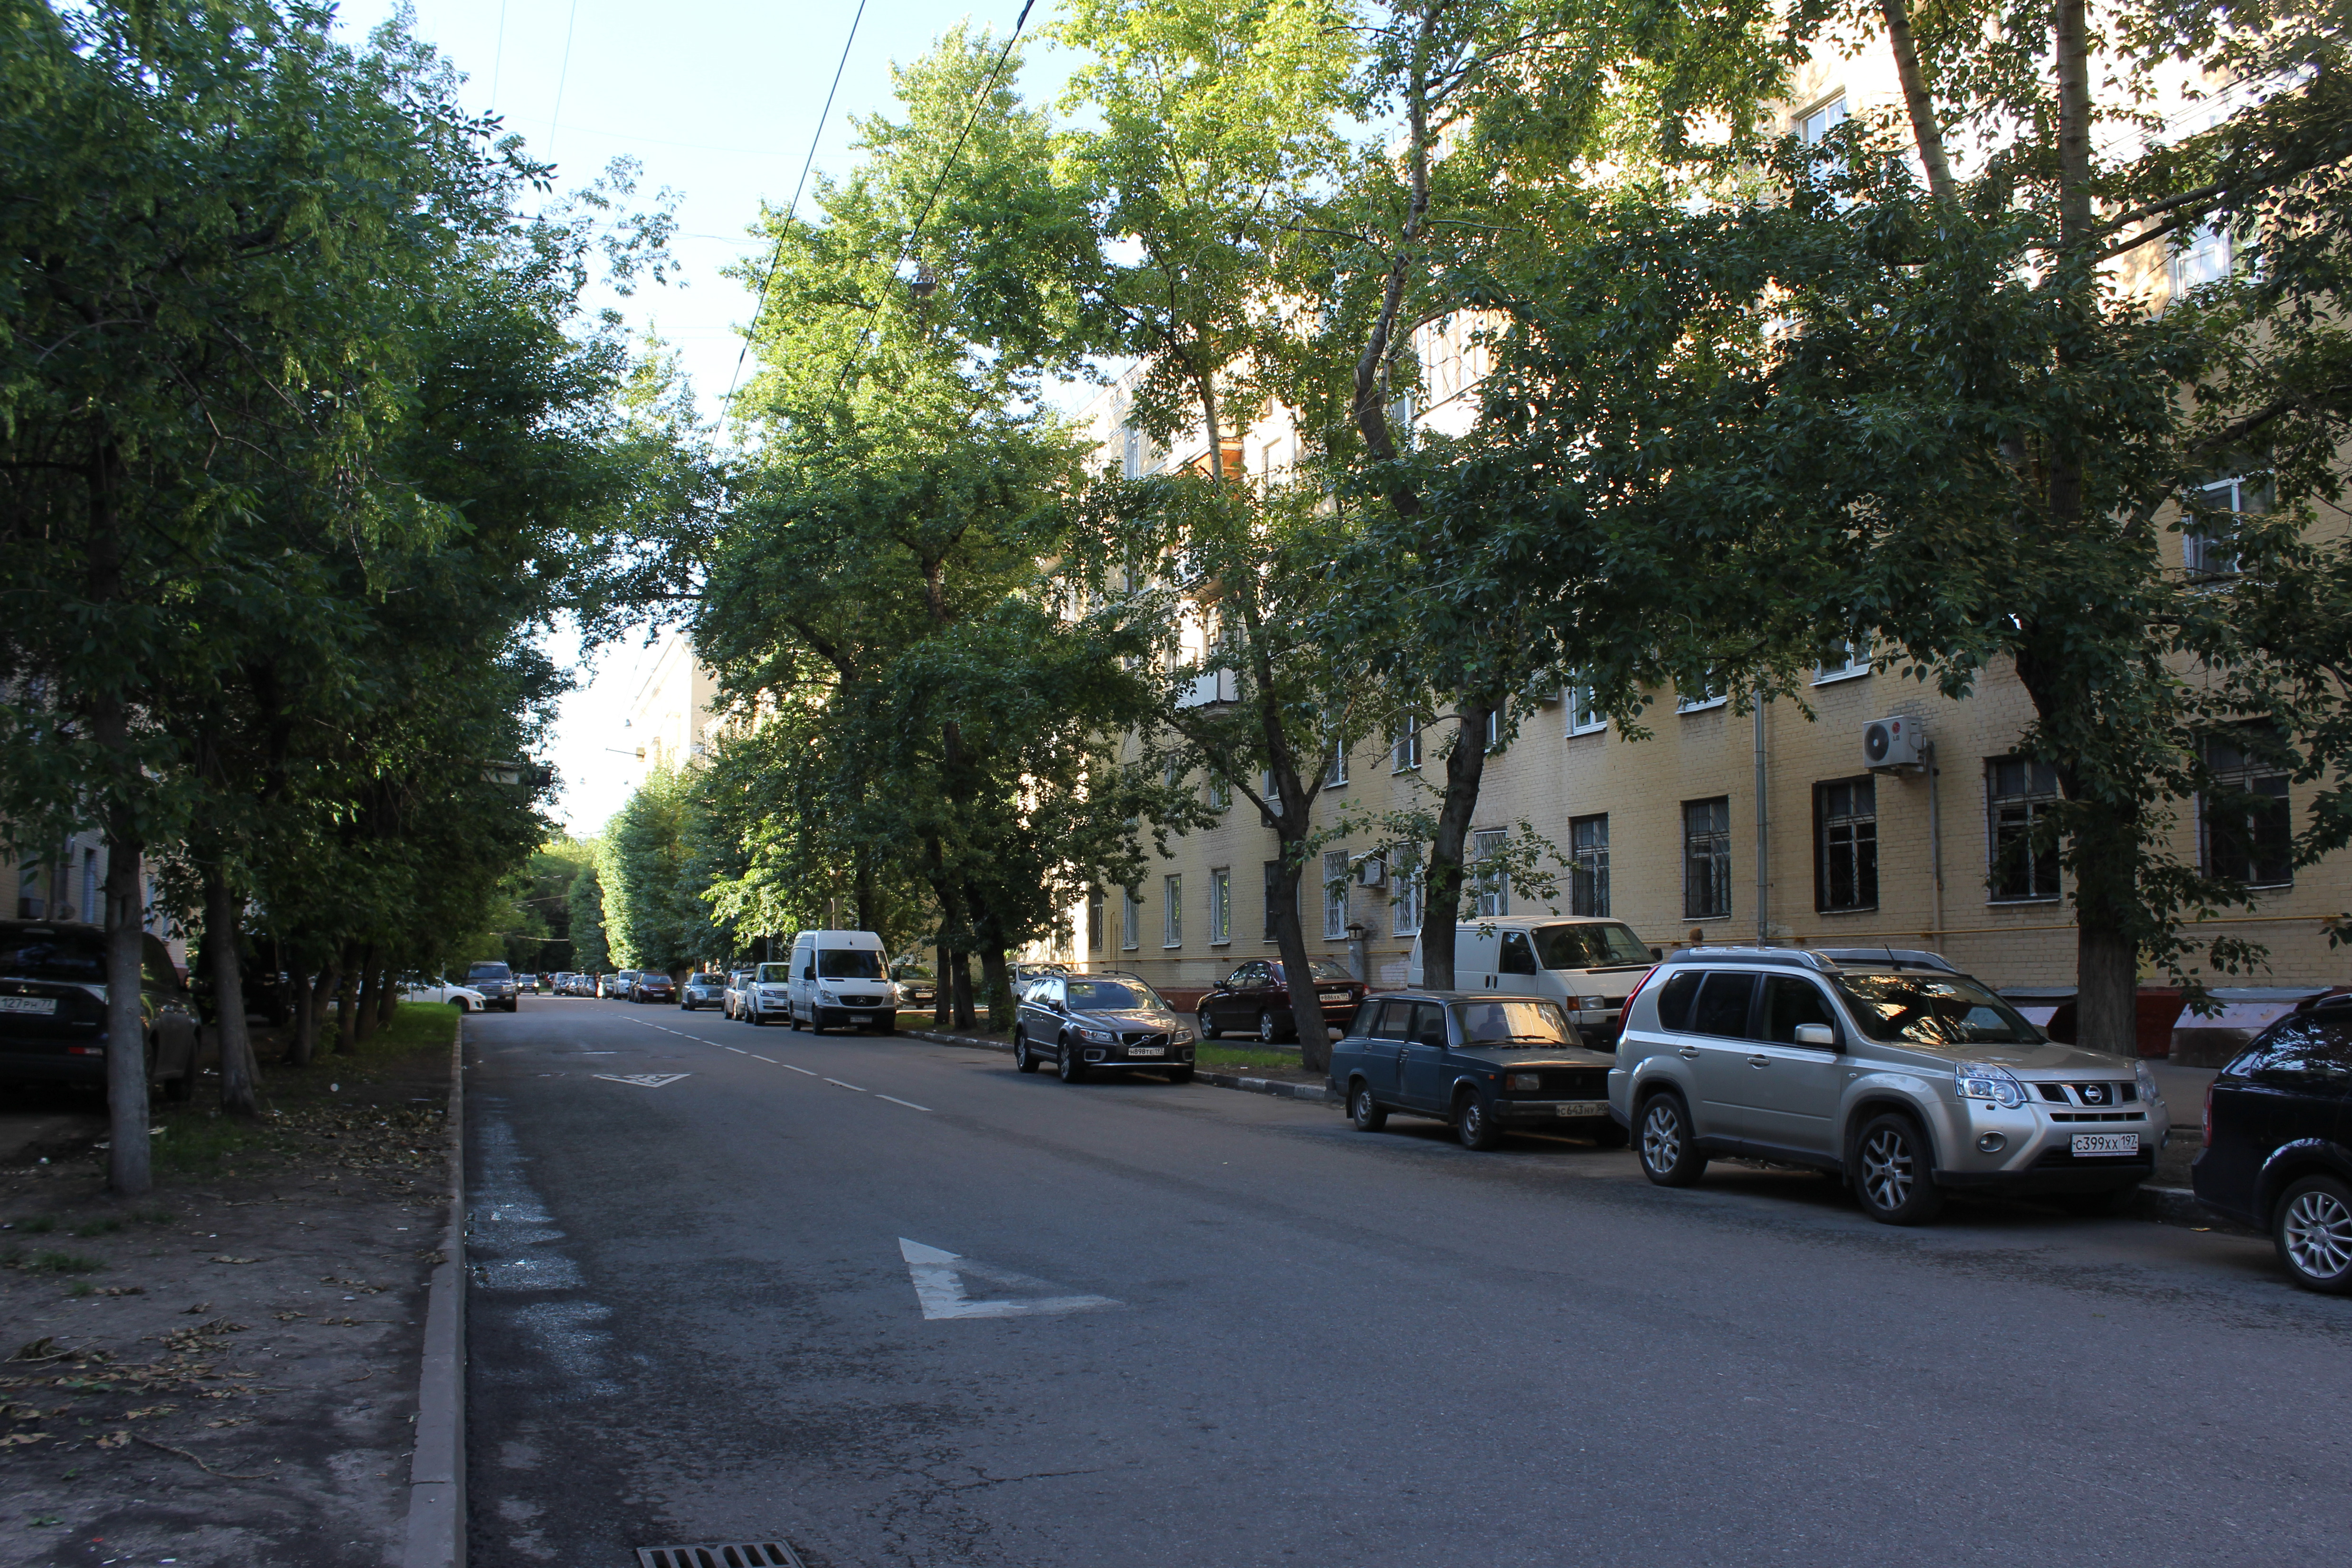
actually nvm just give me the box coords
[0,920,199,1101]
[633,972,676,1004]
[2193,996,2352,1293]
[680,973,725,1011]
[1012,972,1197,1084]
[466,960,520,1012]
[893,961,937,1011]
[1196,958,1368,1043]
[1328,991,1623,1150]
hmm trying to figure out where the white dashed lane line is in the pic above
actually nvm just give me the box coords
[824,1078,866,1092]
[783,1065,817,1077]
[877,1095,932,1112]
[750,1055,776,1063]
[630,1015,932,1108]
[724,1047,747,1054]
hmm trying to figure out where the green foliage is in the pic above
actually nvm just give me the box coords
[597,766,713,973]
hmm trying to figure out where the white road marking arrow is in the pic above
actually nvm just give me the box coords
[897,1238,1118,1321]
[592,1073,691,1088]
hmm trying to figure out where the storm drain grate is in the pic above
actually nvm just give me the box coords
[635,1543,805,1568]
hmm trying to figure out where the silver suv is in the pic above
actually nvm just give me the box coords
[1610,947,2171,1225]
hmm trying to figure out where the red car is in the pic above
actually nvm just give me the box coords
[1196,959,1368,1043]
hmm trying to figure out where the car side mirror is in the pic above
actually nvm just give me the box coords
[1793,1023,1836,1049]
[1651,946,1664,961]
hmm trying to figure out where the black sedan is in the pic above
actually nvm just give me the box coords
[2192,996,2352,1293]
[1011,972,1196,1084]
[0,920,199,1101]
[1196,958,1367,1043]
[1327,990,1625,1151]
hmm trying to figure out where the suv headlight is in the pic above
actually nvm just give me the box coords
[1954,1061,2028,1109]
[2135,1062,2164,1108]
[1077,1024,1114,1043]
[1171,1026,1194,1043]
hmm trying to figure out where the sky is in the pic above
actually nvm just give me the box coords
[331,0,1082,836]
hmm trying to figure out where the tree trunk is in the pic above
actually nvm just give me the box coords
[1268,844,1330,1073]
[204,864,261,1119]
[376,967,399,1028]
[1880,0,1957,205]
[950,950,976,1030]
[353,947,381,1042]
[1418,702,1494,990]
[334,945,362,1054]
[934,940,953,1029]
[978,946,1014,1032]
[2075,922,2141,1058]
[286,969,315,1067]
[99,808,151,1197]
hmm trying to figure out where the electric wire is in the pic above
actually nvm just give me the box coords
[547,0,582,161]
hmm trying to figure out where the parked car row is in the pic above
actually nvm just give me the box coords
[0,919,199,1100]
[727,930,900,1032]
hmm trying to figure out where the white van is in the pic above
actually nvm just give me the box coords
[785,929,897,1034]
[1406,916,1660,1042]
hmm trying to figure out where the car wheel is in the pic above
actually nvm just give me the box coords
[1166,1067,1194,1085]
[1349,1081,1387,1132]
[808,1007,827,1035]
[1057,1038,1087,1084]
[1637,1091,1707,1187]
[1852,1112,1945,1226]
[1590,1121,1630,1150]
[1014,1033,1039,1073]
[2274,1174,2352,1294]
[1197,1006,1219,1041]
[1256,1009,1281,1044]
[1455,1091,1505,1151]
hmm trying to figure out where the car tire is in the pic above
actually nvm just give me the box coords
[2273,1174,2352,1294]
[1851,1112,1945,1226]
[1197,1006,1219,1041]
[1589,1121,1630,1150]
[1166,1067,1194,1085]
[1256,1009,1281,1044]
[1455,1090,1505,1151]
[1014,1033,1039,1073]
[1349,1081,1387,1132]
[808,1008,827,1035]
[1637,1091,1707,1187]
[1057,1038,1087,1084]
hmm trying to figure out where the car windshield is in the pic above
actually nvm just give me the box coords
[1833,973,2042,1046]
[817,948,884,979]
[1280,960,1354,983]
[1454,998,1577,1045]
[0,929,106,983]
[756,963,792,983]
[896,963,935,980]
[1066,979,1164,1012]
[468,962,511,980]
[1531,922,1651,968]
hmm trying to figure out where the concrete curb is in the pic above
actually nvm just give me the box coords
[906,1030,1336,1105]
[401,1013,466,1568]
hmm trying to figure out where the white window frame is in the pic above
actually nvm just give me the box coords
[1676,677,1728,714]
[1796,94,1846,145]
[1392,715,1423,772]
[1484,708,1503,753]
[1470,828,1509,917]
[1813,642,1870,684]
[2171,222,2234,295]
[1163,875,1183,947]
[1324,740,1349,789]
[1209,867,1232,945]
[1207,774,1231,812]
[1390,853,1424,936]
[2186,476,2253,577]
[1566,683,1607,737]
[1322,850,1350,940]
[1121,891,1140,951]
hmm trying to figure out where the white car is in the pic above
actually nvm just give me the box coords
[405,977,489,1012]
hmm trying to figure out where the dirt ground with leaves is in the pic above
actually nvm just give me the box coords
[0,1004,461,1568]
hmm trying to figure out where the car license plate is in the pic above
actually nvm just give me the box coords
[1320,992,1349,1002]
[2071,1132,2140,1157]
[1127,1046,1165,1057]
[1555,1101,1609,1118]
[848,1013,871,1024]
[0,996,56,1015]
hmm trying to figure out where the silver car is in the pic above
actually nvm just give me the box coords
[1012,972,1197,1084]
[1610,947,2171,1225]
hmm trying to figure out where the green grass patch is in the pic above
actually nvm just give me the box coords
[1196,1046,1305,1069]
[15,1216,58,1235]
[72,1218,122,1238]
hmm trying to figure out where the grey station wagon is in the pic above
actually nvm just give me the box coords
[1612,947,2171,1225]
[1327,991,1626,1151]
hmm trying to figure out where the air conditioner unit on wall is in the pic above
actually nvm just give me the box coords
[1862,716,1925,771]
[1355,856,1388,889]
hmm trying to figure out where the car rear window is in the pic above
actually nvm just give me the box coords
[0,929,105,983]
[816,948,884,980]
[756,963,792,982]
[2243,1014,2352,1077]
[1833,972,2040,1046]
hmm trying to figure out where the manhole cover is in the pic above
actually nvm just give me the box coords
[635,1544,804,1568]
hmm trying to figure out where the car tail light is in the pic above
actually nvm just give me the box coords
[2202,1082,2214,1148]
[1620,963,1662,1017]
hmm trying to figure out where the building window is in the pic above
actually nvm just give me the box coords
[2184,476,2260,578]
[1566,683,1606,737]
[1163,875,1183,946]
[1391,850,1424,936]
[1324,740,1348,789]
[1323,850,1350,939]
[1207,774,1231,812]
[1987,758,2063,902]
[1209,868,1231,945]
[1261,766,1279,804]
[1484,708,1504,753]
[1391,715,1423,772]
[1087,889,1105,951]
[1683,797,1732,919]
[2172,222,2234,295]
[1568,814,1610,917]
[1163,757,1184,790]
[2201,726,2293,888]
[1262,860,1288,940]
[1796,94,1846,145]
[1676,676,1727,714]
[1470,828,1509,917]
[1813,642,1870,684]
[1122,890,1140,951]
[1814,777,1879,912]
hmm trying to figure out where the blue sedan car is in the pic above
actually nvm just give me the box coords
[1327,990,1628,1151]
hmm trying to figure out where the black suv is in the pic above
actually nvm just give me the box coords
[2192,996,2352,1293]
[466,961,520,1012]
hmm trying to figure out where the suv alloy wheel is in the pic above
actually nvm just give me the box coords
[1256,1009,1279,1043]
[1852,1112,1946,1225]
[1013,1032,1039,1073]
[2274,1174,2352,1293]
[1197,1006,1219,1041]
[1057,1037,1087,1083]
[1637,1091,1706,1186]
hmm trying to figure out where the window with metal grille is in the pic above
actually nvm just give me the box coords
[1209,868,1231,945]
[1568,814,1610,916]
[2201,726,2292,887]
[1471,828,1509,917]
[1390,850,1423,936]
[1683,797,1732,919]
[1987,758,2062,901]
[1323,850,1350,939]
[1814,777,1879,912]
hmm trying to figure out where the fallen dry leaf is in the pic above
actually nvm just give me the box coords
[208,1256,259,1266]
[94,1429,130,1449]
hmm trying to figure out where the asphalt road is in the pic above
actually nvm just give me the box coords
[464,999,2352,1568]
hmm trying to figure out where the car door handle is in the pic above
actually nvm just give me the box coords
[1677,1047,1700,1060]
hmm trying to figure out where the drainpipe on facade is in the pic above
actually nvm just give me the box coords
[1925,742,1945,945]
[1754,701,1770,946]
